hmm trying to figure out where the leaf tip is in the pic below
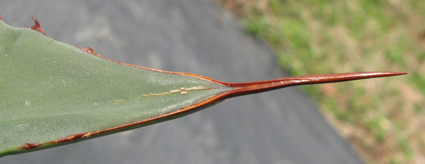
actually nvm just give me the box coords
[223,71,407,98]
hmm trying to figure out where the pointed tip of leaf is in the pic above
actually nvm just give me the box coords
[222,72,407,97]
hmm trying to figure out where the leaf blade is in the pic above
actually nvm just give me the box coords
[0,19,232,156]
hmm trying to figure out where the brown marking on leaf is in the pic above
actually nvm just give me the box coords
[29,17,46,35]
[53,133,87,144]
[20,143,40,150]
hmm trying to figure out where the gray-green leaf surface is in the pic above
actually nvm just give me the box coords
[0,19,232,156]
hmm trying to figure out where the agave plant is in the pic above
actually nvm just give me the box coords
[0,15,406,157]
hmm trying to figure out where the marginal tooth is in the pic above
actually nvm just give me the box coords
[29,17,46,35]
[87,46,94,54]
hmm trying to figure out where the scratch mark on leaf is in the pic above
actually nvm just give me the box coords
[115,99,128,103]
[140,86,211,97]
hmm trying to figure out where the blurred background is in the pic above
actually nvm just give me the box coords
[0,0,420,163]
[218,0,425,163]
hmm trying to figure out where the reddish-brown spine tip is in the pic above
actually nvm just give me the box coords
[30,17,46,35]
[0,14,2,20]
[21,143,40,150]
[87,46,94,54]
[222,72,407,98]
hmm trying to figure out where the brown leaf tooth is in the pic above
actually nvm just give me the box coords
[20,143,40,150]
[29,17,46,35]
[87,46,94,54]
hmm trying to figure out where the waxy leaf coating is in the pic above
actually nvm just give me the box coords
[0,16,406,157]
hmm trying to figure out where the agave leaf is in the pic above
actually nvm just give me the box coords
[0,16,406,157]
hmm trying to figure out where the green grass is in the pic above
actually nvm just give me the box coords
[410,72,425,95]
[219,0,425,163]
